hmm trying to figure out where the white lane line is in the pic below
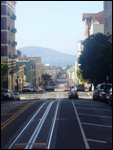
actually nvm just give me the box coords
[76,107,111,111]
[25,101,54,149]
[47,101,60,149]
[8,101,47,149]
[87,138,107,144]
[82,122,112,128]
[72,101,90,149]
[78,113,112,119]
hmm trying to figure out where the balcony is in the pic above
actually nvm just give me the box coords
[11,14,16,20]
[11,28,17,33]
[8,41,11,45]
[9,66,18,74]
[11,41,17,46]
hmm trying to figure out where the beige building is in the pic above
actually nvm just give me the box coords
[15,65,25,92]
[43,65,62,82]
[66,66,77,85]
[82,11,104,39]
[104,1,112,35]
[2,57,25,92]
[16,57,43,86]
[90,12,104,34]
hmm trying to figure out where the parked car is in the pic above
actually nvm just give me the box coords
[68,90,79,99]
[38,87,45,92]
[93,83,112,101]
[22,87,34,93]
[44,85,54,91]
[10,92,20,101]
[1,88,11,101]
[106,88,112,105]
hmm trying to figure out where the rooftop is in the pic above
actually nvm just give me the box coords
[82,11,104,24]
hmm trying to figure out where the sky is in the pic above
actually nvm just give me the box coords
[15,1,103,55]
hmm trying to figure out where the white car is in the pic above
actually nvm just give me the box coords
[11,92,20,101]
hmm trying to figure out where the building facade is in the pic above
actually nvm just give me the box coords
[1,1,17,57]
[104,1,112,35]
[1,1,17,91]
[82,11,104,39]
[43,65,62,82]
[26,57,43,86]
[15,65,25,92]
[16,59,36,86]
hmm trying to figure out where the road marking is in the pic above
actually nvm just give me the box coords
[78,113,112,118]
[14,143,27,148]
[8,102,47,149]
[1,103,33,130]
[25,101,54,149]
[82,122,112,128]
[33,142,47,148]
[72,101,90,149]
[87,138,107,144]
[47,101,60,149]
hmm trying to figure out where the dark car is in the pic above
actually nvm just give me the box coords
[1,88,11,101]
[10,92,20,101]
[106,88,112,105]
[22,87,33,93]
[68,90,79,99]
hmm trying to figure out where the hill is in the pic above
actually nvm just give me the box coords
[18,46,75,67]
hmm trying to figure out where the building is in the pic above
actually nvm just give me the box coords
[43,65,62,82]
[16,59,36,86]
[82,11,104,39]
[90,11,104,35]
[66,66,77,85]
[1,1,17,91]
[15,65,25,92]
[1,1,17,57]
[104,1,112,35]
[26,57,43,86]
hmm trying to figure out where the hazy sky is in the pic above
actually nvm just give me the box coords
[16,1,103,55]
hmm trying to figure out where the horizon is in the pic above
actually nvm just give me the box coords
[17,45,76,56]
[16,1,103,55]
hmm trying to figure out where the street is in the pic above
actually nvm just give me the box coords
[1,90,112,149]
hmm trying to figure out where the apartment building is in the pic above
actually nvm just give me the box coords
[26,57,43,86]
[1,1,17,57]
[43,65,62,82]
[15,65,25,92]
[82,11,104,39]
[104,1,112,35]
[1,1,17,91]
[16,59,36,86]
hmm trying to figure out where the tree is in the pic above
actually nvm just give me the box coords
[76,67,83,81]
[79,33,112,86]
[1,61,8,76]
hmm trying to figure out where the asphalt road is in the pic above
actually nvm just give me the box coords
[1,91,112,149]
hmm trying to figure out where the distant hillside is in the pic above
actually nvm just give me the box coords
[18,46,75,67]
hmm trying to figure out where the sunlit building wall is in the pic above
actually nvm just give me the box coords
[104,1,112,35]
